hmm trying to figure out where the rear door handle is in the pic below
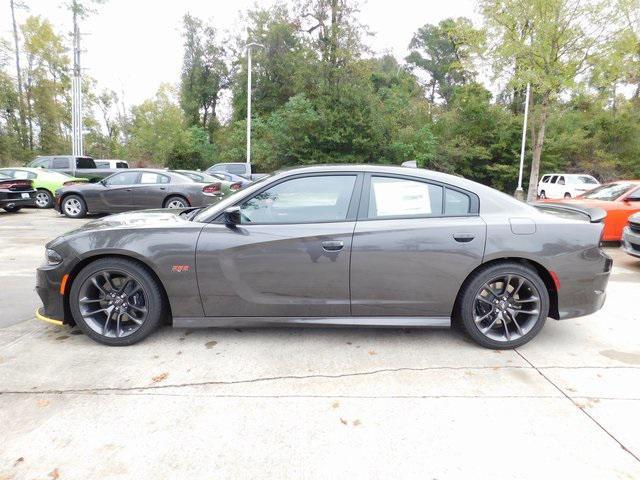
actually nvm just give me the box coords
[453,233,475,243]
[321,240,344,252]
[160,187,166,190]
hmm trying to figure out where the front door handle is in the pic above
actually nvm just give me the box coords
[453,233,475,243]
[321,240,344,252]
[160,187,166,191]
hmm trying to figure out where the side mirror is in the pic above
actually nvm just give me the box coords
[224,206,241,225]
[625,196,640,203]
[99,179,107,186]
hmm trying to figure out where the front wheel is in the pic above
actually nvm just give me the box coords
[61,194,87,218]
[69,258,164,346]
[3,205,22,213]
[457,262,549,349]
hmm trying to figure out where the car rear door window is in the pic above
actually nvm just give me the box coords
[541,175,550,183]
[227,164,246,175]
[367,176,443,218]
[139,172,169,184]
[51,158,69,169]
[106,171,139,185]
[550,175,558,183]
[240,175,357,224]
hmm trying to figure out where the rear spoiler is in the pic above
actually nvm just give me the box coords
[532,202,607,223]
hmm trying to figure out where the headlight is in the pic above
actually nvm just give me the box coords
[45,248,63,265]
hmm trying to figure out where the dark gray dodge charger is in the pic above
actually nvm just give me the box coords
[36,165,612,348]
[54,169,223,218]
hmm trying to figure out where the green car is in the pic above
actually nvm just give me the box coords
[0,167,87,208]
[172,170,243,197]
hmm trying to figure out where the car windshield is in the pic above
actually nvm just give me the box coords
[578,176,597,184]
[582,183,634,201]
[191,174,272,222]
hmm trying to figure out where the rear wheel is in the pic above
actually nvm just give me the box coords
[564,192,571,199]
[539,190,546,199]
[164,196,189,209]
[35,189,53,208]
[69,258,164,346]
[457,262,549,349]
[61,194,87,218]
[3,205,21,213]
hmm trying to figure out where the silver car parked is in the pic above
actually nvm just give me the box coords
[37,165,611,348]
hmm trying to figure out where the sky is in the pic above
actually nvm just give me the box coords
[1,0,480,108]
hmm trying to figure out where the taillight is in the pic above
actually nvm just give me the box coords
[230,182,242,191]
[202,183,221,195]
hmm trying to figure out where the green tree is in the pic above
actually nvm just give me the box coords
[179,14,227,136]
[406,17,484,104]
[481,0,615,200]
[126,85,185,164]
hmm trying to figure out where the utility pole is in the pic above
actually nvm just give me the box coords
[71,0,84,160]
[514,83,530,201]
[10,0,27,150]
[245,42,263,176]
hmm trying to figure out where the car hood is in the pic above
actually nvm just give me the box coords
[48,209,194,248]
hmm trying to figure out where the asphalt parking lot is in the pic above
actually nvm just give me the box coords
[1,208,639,479]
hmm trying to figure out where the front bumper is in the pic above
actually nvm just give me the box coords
[622,226,640,258]
[35,264,67,324]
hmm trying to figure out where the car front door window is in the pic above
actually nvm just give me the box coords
[239,175,357,224]
[106,172,139,186]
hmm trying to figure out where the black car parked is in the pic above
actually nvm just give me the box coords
[54,169,224,218]
[0,172,36,212]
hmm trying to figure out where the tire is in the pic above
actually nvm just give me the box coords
[61,194,87,218]
[35,189,53,208]
[69,257,165,346]
[539,191,546,199]
[3,205,22,213]
[564,192,571,199]
[456,262,549,349]
[164,195,189,209]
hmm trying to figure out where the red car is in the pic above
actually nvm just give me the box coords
[539,180,640,241]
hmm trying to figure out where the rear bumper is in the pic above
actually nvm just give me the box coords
[556,249,611,320]
[622,226,640,258]
[0,190,36,208]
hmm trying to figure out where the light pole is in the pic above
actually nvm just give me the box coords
[245,42,264,176]
[515,83,531,201]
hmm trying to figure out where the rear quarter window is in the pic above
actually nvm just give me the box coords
[445,188,471,215]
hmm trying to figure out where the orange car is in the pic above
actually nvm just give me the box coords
[539,180,640,241]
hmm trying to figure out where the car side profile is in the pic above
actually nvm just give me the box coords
[537,173,599,199]
[0,167,87,208]
[539,181,640,241]
[54,169,224,218]
[36,165,611,349]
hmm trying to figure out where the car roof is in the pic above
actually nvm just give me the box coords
[541,173,596,177]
